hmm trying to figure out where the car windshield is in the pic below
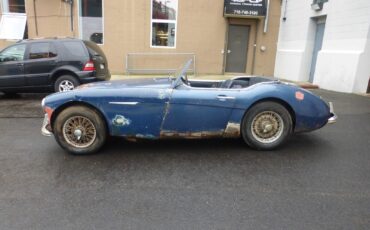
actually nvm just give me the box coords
[172,59,192,88]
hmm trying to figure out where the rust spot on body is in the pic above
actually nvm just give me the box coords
[223,122,241,138]
[160,130,224,139]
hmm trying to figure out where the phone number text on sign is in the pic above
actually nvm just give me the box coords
[233,9,259,16]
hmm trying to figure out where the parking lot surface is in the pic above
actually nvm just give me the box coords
[0,90,369,230]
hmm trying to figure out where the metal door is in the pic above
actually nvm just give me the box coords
[309,20,325,83]
[106,87,170,137]
[225,25,250,73]
[161,86,238,137]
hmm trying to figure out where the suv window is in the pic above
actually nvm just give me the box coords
[62,41,88,58]
[29,42,57,59]
[0,44,26,63]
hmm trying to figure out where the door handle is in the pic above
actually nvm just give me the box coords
[227,50,231,54]
[217,95,235,100]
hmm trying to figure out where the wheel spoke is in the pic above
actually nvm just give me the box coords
[59,80,75,92]
[251,111,284,144]
[62,116,97,148]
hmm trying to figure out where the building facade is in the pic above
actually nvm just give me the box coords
[0,0,281,76]
[275,0,370,93]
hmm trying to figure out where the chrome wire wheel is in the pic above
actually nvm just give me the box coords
[251,111,284,144]
[62,116,97,148]
[58,80,75,92]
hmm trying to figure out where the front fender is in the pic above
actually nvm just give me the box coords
[43,91,112,134]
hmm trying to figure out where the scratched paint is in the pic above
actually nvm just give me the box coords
[158,89,172,99]
[112,115,131,126]
[135,134,156,139]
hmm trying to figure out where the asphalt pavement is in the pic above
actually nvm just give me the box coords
[0,90,369,230]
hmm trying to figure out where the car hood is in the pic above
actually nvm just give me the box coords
[77,77,174,90]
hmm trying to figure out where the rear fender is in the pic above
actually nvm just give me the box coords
[50,66,81,82]
[232,82,330,132]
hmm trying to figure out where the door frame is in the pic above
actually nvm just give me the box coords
[223,19,257,75]
[309,16,326,83]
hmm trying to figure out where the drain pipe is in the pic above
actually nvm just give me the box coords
[263,0,270,33]
[70,0,74,32]
[282,0,288,21]
[33,0,38,36]
[62,0,74,32]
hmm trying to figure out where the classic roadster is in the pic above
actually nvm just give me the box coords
[41,60,336,154]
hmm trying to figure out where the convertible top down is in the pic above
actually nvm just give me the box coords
[41,60,337,154]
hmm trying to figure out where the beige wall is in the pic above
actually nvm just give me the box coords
[0,0,281,75]
[102,0,228,74]
[25,0,78,38]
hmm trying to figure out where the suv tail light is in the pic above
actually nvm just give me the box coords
[83,60,95,71]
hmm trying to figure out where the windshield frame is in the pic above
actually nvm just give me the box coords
[171,59,193,88]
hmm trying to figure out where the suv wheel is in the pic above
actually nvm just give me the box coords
[54,75,80,92]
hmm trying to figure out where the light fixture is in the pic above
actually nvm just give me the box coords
[311,3,323,11]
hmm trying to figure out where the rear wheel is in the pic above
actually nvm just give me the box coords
[242,102,292,150]
[53,106,107,155]
[54,75,80,92]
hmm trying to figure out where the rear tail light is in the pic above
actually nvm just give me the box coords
[83,60,95,71]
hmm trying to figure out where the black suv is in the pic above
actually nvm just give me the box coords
[0,38,110,94]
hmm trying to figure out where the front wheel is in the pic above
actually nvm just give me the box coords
[242,102,292,150]
[53,106,107,155]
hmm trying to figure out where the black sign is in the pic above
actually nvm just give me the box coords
[224,0,267,17]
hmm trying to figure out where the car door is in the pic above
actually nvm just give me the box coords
[161,85,239,137]
[0,44,26,88]
[23,42,58,86]
[105,86,171,138]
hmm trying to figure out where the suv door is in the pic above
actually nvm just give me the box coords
[24,42,58,86]
[0,44,26,88]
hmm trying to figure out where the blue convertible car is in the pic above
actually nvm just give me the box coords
[41,60,337,154]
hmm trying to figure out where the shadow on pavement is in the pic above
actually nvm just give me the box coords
[0,93,48,118]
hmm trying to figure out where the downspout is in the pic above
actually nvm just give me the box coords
[70,0,74,32]
[282,0,288,21]
[33,0,38,36]
[263,0,270,33]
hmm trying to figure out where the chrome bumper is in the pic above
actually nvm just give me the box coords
[328,102,337,124]
[41,114,52,137]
